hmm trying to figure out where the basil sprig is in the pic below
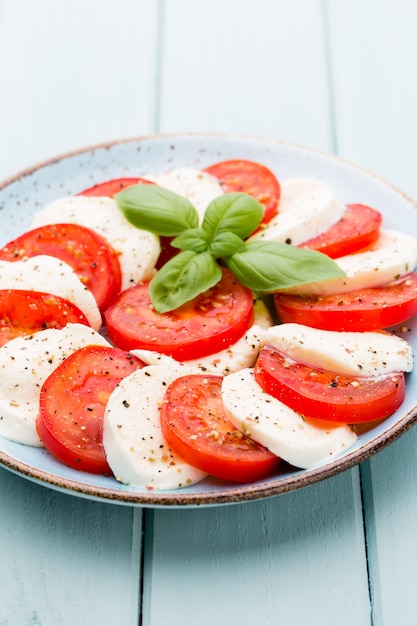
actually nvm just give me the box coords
[115,185,345,313]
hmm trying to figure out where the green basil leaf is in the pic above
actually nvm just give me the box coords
[225,241,346,292]
[208,231,246,257]
[115,185,199,236]
[202,193,264,240]
[149,250,222,313]
[171,228,210,252]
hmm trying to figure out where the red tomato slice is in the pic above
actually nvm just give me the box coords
[77,176,179,270]
[301,203,382,258]
[77,176,154,197]
[155,236,177,270]
[203,159,280,224]
[104,268,254,360]
[254,346,405,423]
[0,223,122,311]
[37,345,144,474]
[160,374,280,482]
[274,272,417,332]
[0,289,89,347]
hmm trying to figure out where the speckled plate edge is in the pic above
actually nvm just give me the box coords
[1,131,417,509]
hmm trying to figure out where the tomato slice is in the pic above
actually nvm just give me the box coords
[0,289,90,347]
[37,345,144,474]
[160,374,280,482]
[203,159,280,224]
[254,346,405,423]
[0,223,122,311]
[274,272,417,331]
[301,203,382,258]
[77,176,178,269]
[77,176,154,197]
[104,268,254,360]
[155,236,177,270]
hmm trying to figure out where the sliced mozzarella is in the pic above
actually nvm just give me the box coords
[177,324,267,376]
[103,364,207,490]
[145,168,224,223]
[248,178,346,245]
[130,349,181,368]
[221,368,357,469]
[131,327,269,377]
[132,298,273,376]
[281,229,417,296]
[184,298,272,375]
[264,323,413,376]
[29,196,161,290]
[0,255,101,330]
[0,324,110,447]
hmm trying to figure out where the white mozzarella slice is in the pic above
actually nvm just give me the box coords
[182,324,268,376]
[29,196,161,290]
[103,364,208,490]
[281,229,417,296]
[130,349,181,368]
[131,328,269,378]
[132,298,273,376]
[0,324,110,447]
[248,178,346,245]
[264,323,413,376]
[221,368,357,469]
[184,296,272,375]
[0,255,102,330]
[145,168,224,223]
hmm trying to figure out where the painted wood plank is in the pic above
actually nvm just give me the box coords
[360,433,417,626]
[144,472,370,626]
[0,469,142,625]
[0,1,162,624]
[158,0,334,151]
[325,0,417,200]
[6,1,416,624]
[326,1,417,625]
[144,3,370,625]
[0,0,160,181]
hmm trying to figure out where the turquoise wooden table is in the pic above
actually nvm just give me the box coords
[1,1,417,624]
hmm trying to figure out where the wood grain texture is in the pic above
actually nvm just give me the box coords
[360,430,417,626]
[158,0,334,151]
[0,0,417,624]
[144,472,370,626]
[144,3,369,625]
[326,2,417,624]
[326,0,417,199]
[0,2,153,625]
[0,0,160,181]
[0,470,142,625]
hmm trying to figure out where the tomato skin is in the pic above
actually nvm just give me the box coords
[77,176,177,270]
[301,203,382,258]
[37,346,144,474]
[0,289,90,347]
[0,223,122,312]
[160,374,280,482]
[155,236,177,269]
[104,269,254,361]
[203,159,280,224]
[254,346,405,423]
[274,273,417,332]
[77,176,154,197]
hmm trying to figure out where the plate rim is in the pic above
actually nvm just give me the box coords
[1,403,417,508]
[3,130,417,209]
[1,130,417,508]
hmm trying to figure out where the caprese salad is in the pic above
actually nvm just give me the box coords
[0,157,415,491]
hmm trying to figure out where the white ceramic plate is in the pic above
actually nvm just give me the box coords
[1,132,417,508]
